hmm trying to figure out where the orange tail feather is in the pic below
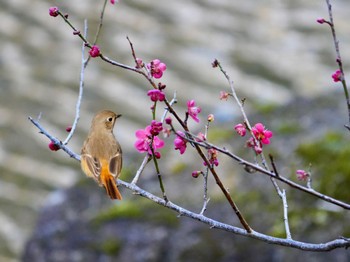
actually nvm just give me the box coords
[100,166,122,200]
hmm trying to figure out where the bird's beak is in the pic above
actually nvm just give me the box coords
[116,114,122,118]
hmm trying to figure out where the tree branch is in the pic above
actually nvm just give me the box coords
[184,135,350,210]
[117,179,350,251]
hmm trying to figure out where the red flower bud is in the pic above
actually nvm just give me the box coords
[48,141,60,151]
[89,45,101,58]
[49,7,59,17]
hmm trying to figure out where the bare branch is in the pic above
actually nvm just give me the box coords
[325,0,350,124]
[117,179,350,251]
[199,169,210,215]
[131,155,151,185]
[28,116,80,161]
[63,20,88,145]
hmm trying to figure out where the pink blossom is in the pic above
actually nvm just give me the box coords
[110,0,117,4]
[196,132,206,142]
[89,45,100,58]
[187,100,201,123]
[134,126,165,156]
[174,131,187,154]
[147,89,165,102]
[147,59,167,79]
[234,123,246,137]
[66,126,72,132]
[150,120,163,136]
[219,91,229,100]
[49,7,59,17]
[296,170,309,181]
[48,141,60,151]
[316,18,326,24]
[204,148,219,167]
[254,145,262,154]
[332,69,342,82]
[246,137,263,155]
[136,58,143,68]
[252,123,273,145]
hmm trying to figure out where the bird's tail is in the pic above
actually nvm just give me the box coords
[100,165,122,200]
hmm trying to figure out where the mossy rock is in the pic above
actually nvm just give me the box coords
[296,131,350,201]
[92,199,179,228]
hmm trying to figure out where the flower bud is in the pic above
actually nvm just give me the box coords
[89,45,101,58]
[49,7,59,17]
[192,171,201,178]
[48,141,60,151]
[165,117,172,125]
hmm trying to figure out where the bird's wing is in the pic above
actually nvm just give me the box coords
[109,151,122,179]
[81,153,102,184]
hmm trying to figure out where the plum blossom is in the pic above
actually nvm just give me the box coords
[234,123,246,137]
[150,120,163,136]
[174,131,187,154]
[219,91,229,100]
[246,138,263,155]
[136,58,143,68]
[246,122,273,154]
[196,132,206,142]
[187,100,201,123]
[147,89,165,102]
[332,69,342,82]
[296,170,310,181]
[252,123,273,145]
[134,125,164,157]
[147,59,167,79]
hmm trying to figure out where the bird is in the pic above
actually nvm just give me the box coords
[81,110,123,200]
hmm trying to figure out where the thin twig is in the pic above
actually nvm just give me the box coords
[215,60,269,169]
[269,154,279,177]
[268,155,292,238]
[280,189,292,240]
[127,36,138,64]
[63,20,88,145]
[93,0,108,45]
[28,117,80,161]
[325,0,350,125]
[161,92,177,123]
[131,155,151,185]
[149,137,168,202]
[200,169,210,215]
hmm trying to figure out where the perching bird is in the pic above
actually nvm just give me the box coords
[81,110,123,200]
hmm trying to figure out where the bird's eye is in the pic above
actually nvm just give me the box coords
[107,117,113,122]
